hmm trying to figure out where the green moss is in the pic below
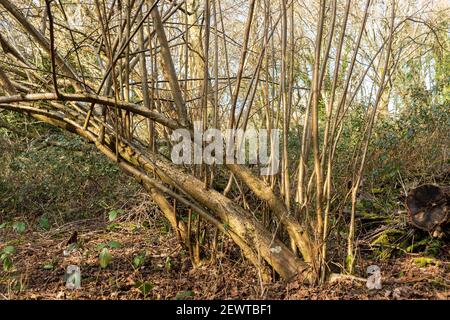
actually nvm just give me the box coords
[371,233,390,246]
[412,257,439,268]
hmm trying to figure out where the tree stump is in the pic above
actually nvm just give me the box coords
[406,184,449,232]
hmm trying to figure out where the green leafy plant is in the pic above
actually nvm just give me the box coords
[96,240,121,268]
[99,248,112,268]
[108,240,121,249]
[97,240,121,251]
[175,291,194,300]
[1,245,15,271]
[42,263,54,270]
[12,221,26,234]
[108,209,124,222]
[106,223,118,231]
[38,215,51,231]
[132,251,146,269]
[165,256,172,273]
[135,281,153,298]
[96,243,107,251]
[425,240,442,257]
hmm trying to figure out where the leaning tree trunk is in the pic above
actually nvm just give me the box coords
[0,100,312,281]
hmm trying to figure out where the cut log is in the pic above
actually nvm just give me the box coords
[406,184,449,232]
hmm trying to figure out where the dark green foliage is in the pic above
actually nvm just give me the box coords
[0,112,140,225]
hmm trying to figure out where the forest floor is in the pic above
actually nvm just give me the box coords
[0,122,449,300]
[1,207,449,300]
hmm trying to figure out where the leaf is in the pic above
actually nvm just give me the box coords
[135,282,153,297]
[96,243,106,251]
[165,256,172,272]
[13,221,26,234]
[175,291,194,300]
[108,240,121,249]
[108,210,118,222]
[132,252,145,269]
[43,263,54,270]
[108,209,124,222]
[38,216,51,231]
[2,257,12,271]
[99,248,112,268]
[2,245,15,255]
[106,223,118,231]
[0,222,7,229]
